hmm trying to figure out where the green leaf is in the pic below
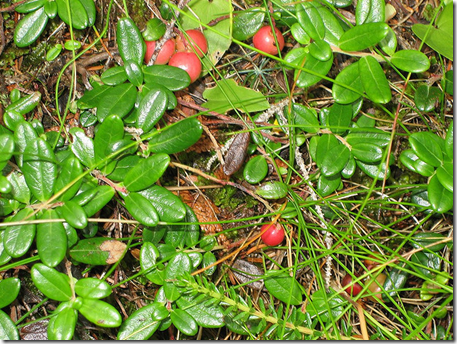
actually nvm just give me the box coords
[412,21,453,60]
[163,204,200,248]
[202,79,269,114]
[143,18,166,41]
[123,153,170,192]
[176,294,225,328]
[296,2,325,41]
[264,273,302,305]
[295,51,333,88]
[356,160,391,179]
[232,8,264,41]
[13,7,48,47]
[54,156,83,201]
[379,27,397,56]
[382,265,409,301]
[22,138,57,201]
[409,131,443,167]
[341,155,356,178]
[3,208,36,258]
[13,123,39,167]
[101,66,128,86]
[321,144,350,177]
[338,22,389,51]
[316,134,339,167]
[346,129,391,147]
[291,103,320,133]
[136,87,168,133]
[56,0,89,29]
[436,161,453,193]
[411,251,441,278]
[411,232,446,252]
[328,102,352,134]
[79,0,96,26]
[77,84,111,109]
[47,307,77,340]
[428,174,453,213]
[351,142,383,163]
[390,50,430,73]
[117,17,145,65]
[31,263,72,301]
[315,3,344,46]
[117,303,162,340]
[317,173,341,196]
[78,297,122,327]
[414,85,442,112]
[0,133,14,171]
[82,185,115,217]
[140,242,164,285]
[444,120,453,158]
[15,0,46,13]
[58,200,88,229]
[306,288,345,322]
[256,181,288,199]
[108,154,141,182]
[6,172,30,204]
[143,82,177,110]
[243,155,268,184]
[70,238,127,265]
[75,278,112,299]
[332,61,363,104]
[148,117,202,154]
[94,114,124,173]
[202,251,217,276]
[0,310,19,340]
[124,59,144,87]
[0,231,12,266]
[399,149,419,172]
[96,83,137,122]
[413,159,434,177]
[171,309,198,336]
[309,39,332,62]
[359,56,392,104]
[37,209,67,267]
[3,111,24,132]
[6,91,41,116]
[139,185,186,223]
[143,65,191,91]
[70,127,95,168]
[290,23,311,45]
[0,278,21,308]
[164,252,192,301]
[356,0,385,24]
[122,192,159,227]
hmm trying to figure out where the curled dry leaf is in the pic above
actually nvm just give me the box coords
[231,259,265,290]
[223,132,250,176]
[100,240,127,264]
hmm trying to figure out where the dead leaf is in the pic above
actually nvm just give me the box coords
[100,240,127,264]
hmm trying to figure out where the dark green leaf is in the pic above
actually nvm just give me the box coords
[31,263,72,301]
[399,149,419,172]
[77,84,111,109]
[143,65,191,91]
[290,23,310,44]
[264,273,302,305]
[136,87,168,133]
[296,2,325,41]
[58,200,88,229]
[413,159,434,177]
[328,102,352,134]
[15,0,45,13]
[79,0,96,26]
[444,120,453,158]
[100,66,127,85]
[122,192,159,227]
[70,127,95,167]
[436,161,453,193]
[78,298,122,327]
[3,208,36,258]
[0,133,14,171]
[0,277,21,308]
[202,251,217,276]
[75,278,112,299]
[164,252,191,301]
[124,59,144,87]
[6,91,41,116]
[54,156,83,201]
[295,52,333,88]
[283,47,307,70]
[243,155,268,184]
[3,110,24,132]
[171,309,198,336]
[123,153,170,192]
[321,144,350,177]
[332,61,363,104]
[291,103,320,133]
[139,185,186,223]
[409,131,443,167]
[0,231,12,266]
[382,266,408,301]
[70,238,127,265]
[143,82,177,110]
[338,22,389,51]
[315,133,339,167]
[309,39,332,61]
[37,209,67,267]
[117,303,161,340]
[176,294,225,328]
[140,242,164,285]
[116,17,145,65]
[356,0,385,24]
[14,7,48,47]
[256,181,288,199]
[356,160,391,179]
[82,185,115,217]
[47,307,77,340]
[143,18,166,41]
[346,128,391,147]
[414,85,442,112]
[351,142,383,163]
[317,173,341,196]
[108,154,141,182]
[390,50,430,73]
[148,117,202,154]
[6,172,30,204]
[428,174,453,213]
[315,3,344,46]
[359,55,392,104]
[96,83,137,122]
[379,27,397,56]
[56,0,89,29]
[94,114,124,164]
[411,251,441,278]
[163,204,200,248]
[22,138,57,201]
[306,288,345,322]
[411,232,446,252]
[232,9,265,41]
[0,310,19,340]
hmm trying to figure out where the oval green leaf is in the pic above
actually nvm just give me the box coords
[414,85,442,112]
[328,102,352,134]
[0,277,21,308]
[309,39,332,61]
[37,209,67,267]
[139,185,186,222]
[256,181,288,199]
[136,87,168,133]
[70,127,95,168]
[436,161,453,193]
[116,17,145,65]
[47,307,77,340]
[31,263,72,301]
[70,238,127,265]
[123,153,170,192]
[409,131,443,167]
[171,309,198,336]
[143,65,191,91]
[317,173,341,196]
[122,192,159,227]
[332,61,363,104]
[356,160,391,179]
[56,0,89,29]
[321,144,350,177]
[82,185,115,217]
[390,50,430,73]
[243,155,268,184]
[356,0,385,24]
[264,273,302,305]
[78,298,122,328]
[124,59,144,87]
[428,174,453,213]
[296,2,325,41]
[117,303,161,340]
[0,310,19,340]
[101,66,128,86]
[96,83,137,122]
[232,9,265,41]
[351,142,383,163]
[359,55,392,104]
[3,208,36,258]
[339,22,389,51]
[75,278,112,299]
[58,200,88,229]
[14,7,48,47]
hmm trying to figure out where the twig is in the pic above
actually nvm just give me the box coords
[0,0,27,12]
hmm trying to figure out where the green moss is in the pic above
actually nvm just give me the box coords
[206,185,257,210]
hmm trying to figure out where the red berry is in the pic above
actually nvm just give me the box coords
[342,273,363,297]
[261,223,285,246]
[253,26,285,55]
[144,39,176,65]
[168,52,202,83]
[176,29,208,57]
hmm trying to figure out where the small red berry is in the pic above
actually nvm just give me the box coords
[253,26,284,55]
[342,273,363,297]
[176,29,208,57]
[144,39,176,65]
[261,223,285,246]
[168,52,202,83]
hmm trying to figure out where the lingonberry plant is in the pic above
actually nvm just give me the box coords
[0,0,453,340]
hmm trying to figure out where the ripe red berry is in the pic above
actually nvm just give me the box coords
[176,29,208,57]
[260,223,285,246]
[168,52,202,83]
[253,26,285,55]
[342,273,363,297]
[144,39,176,65]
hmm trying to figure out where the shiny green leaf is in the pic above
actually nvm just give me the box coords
[306,288,345,322]
[164,252,191,301]
[46,43,62,61]
[321,144,350,177]
[243,155,268,184]
[351,142,383,163]
[356,160,391,179]
[256,181,288,199]
[37,209,67,267]
[77,84,111,109]
[163,204,200,248]
[14,7,48,47]
[47,307,77,340]
[139,185,186,222]
[232,9,264,41]
[317,173,341,196]
[122,192,159,227]
[338,22,389,51]
[143,65,191,91]
[379,27,397,56]
[96,83,137,122]
[58,200,88,229]
[142,18,166,41]
[315,3,344,46]
[3,111,24,133]
[6,172,30,204]
[359,55,392,104]
[356,0,385,24]
[0,133,14,171]
[108,155,141,182]
[136,87,168,133]
[295,51,333,88]
[6,91,41,116]
[0,278,21,308]
[315,133,339,167]
[176,294,225,328]
[291,103,320,133]
[409,131,443,167]
[56,0,89,29]
[70,127,95,168]
[70,237,127,265]
[328,102,352,134]
[290,23,310,44]
[414,85,442,112]
[0,310,19,340]
[124,153,170,192]
[3,207,35,258]
[78,298,122,327]
[264,273,302,305]
[391,50,430,73]
[428,174,453,213]
[413,159,434,177]
[341,155,356,178]
[15,0,46,13]
[436,161,453,193]
[44,0,58,18]
[143,82,177,110]
[94,114,124,165]
[171,309,198,336]
[332,61,363,104]
[31,263,72,301]
[116,17,145,65]
[411,232,446,252]
[124,59,144,87]
[346,129,391,147]
[140,242,164,285]
[75,278,112,299]
[309,39,332,61]
[202,251,217,276]
[100,66,128,85]
[54,156,83,201]
[444,120,453,158]
[296,2,325,41]
[82,185,115,217]
[148,117,202,154]
[117,303,161,340]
